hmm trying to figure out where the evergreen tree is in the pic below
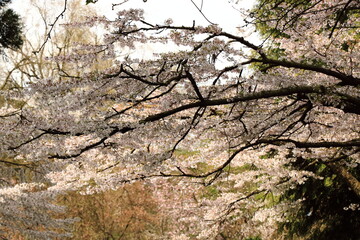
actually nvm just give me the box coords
[0,0,22,50]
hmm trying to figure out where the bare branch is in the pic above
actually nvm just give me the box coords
[33,0,68,54]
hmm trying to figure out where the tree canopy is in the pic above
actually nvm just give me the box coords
[0,0,22,50]
[0,0,359,239]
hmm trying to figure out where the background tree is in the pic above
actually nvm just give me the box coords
[61,182,163,240]
[0,0,22,51]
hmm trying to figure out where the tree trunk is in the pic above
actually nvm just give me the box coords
[326,162,360,199]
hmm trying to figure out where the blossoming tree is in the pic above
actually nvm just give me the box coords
[0,0,359,239]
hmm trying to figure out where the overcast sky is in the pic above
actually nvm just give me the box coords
[97,0,255,33]
[11,0,256,34]
[7,0,257,61]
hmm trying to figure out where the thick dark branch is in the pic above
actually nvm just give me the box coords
[170,106,206,155]
[115,23,196,36]
[277,100,312,136]
[185,69,204,101]
[258,138,360,148]
[49,126,134,159]
[105,64,187,87]
[48,85,344,159]
[211,65,239,86]
[106,65,167,86]
[329,0,354,38]
[105,82,179,121]
[8,128,72,151]
[219,32,266,58]
[219,33,359,86]
[249,58,360,86]
[142,85,325,123]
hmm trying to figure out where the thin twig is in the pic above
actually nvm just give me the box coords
[189,0,215,25]
[33,0,68,54]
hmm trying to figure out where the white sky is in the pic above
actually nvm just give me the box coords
[94,0,256,33]
[7,0,258,61]
[11,0,256,34]
[2,0,258,85]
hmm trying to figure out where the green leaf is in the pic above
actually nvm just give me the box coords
[341,42,349,52]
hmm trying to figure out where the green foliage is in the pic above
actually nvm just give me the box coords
[254,191,280,208]
[302,58,327,68]
[173,149,200,158]
[251,0,360,54]
[0,95,25,108]
[279,158,360,240]
[259,148,278,159]
[251,0,313,39]
[223,163,259,174]
[202,185,221,200]
[0,95,5,107]
[341,42,350,52]
[267,45,286,59]
[0,6,23,49]
[7,98,25,108]
[245,236,262,240]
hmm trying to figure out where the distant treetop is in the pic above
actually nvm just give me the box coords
[0,0,23,50]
